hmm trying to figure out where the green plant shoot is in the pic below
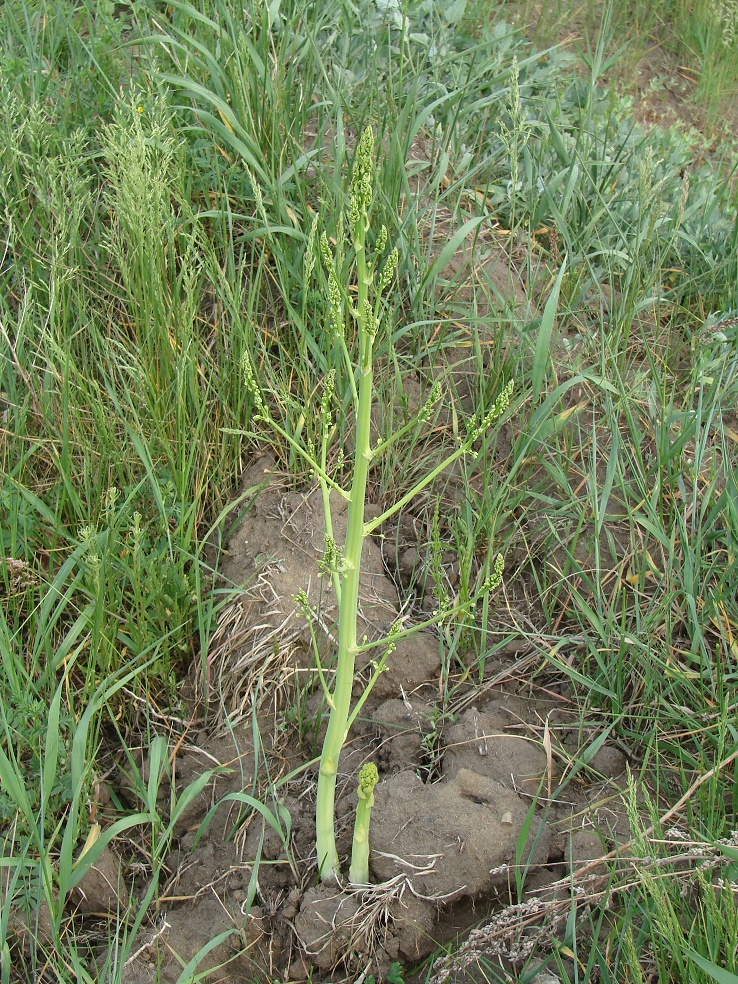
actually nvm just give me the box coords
[349,762,379,887]
[242,126,511,883]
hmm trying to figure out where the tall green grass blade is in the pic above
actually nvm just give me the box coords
[596,423,619,537]
[67,813,152,893]
[57,656,160,893]
[421,215,485,289]
[1,941,9,984]
[193,791,290,852]
[684,951,738,984]
[531,255,567,403]
[0,746,36,829]
[40,682,62,824]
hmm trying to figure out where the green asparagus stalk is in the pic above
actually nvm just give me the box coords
[314,126,377,881]
[349,763,379,887]
[240,125,512,884]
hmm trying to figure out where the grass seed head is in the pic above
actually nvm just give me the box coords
[240,351,268,419]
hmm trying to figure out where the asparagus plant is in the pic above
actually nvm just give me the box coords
[242,126,511,884]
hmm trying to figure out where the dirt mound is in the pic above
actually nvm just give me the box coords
[115,459,627,983]
[370,768,551,897]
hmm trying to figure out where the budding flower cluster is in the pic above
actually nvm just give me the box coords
[328,271,343,337]
[319,534,342,577]
[320,230,334,271]
[357,762,379,798]
[349,127,374,239]
[376,224,388,255]
[320,231,344,338]
[419,380,443,422]
[377,247,399,295]
[483,553,504,594]
[245,165,265,220]
[362,298,379,337]
[469,378,514,443]
[294,589,315,620]
[380,619,402,661]
[320,369,336,426]
[240,351,267,419]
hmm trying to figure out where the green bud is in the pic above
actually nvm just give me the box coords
[483,553,504,594]
[377,247,399,295]
[349,126,375,238]
[376,224,388,254]
[349,762,380,886]
[358,762,379,799]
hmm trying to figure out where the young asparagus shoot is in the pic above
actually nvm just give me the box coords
[349,762,379,887]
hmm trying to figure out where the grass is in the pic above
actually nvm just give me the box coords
[495,0,738,133]
[0,0,737,981]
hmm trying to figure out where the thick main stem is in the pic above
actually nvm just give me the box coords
[315,239,373,881]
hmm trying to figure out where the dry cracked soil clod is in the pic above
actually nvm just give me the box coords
[370,769,551,900]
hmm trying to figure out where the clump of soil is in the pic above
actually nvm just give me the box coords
[108,453,630,984]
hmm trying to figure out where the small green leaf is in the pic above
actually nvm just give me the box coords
[66,813,151,893]
[445,0,467,24]
[175,929,236,984]
[41,683,62,820]
[387,962,405,983]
